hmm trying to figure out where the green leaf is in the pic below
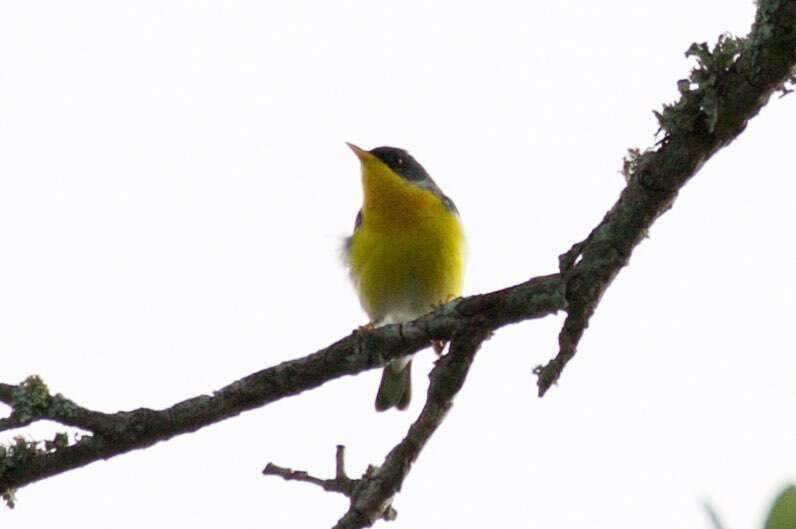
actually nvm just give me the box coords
[765,485,796,529]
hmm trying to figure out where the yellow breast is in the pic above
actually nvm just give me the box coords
[347,158,465,323]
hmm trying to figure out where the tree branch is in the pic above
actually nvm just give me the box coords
[534,0,796,395]
[0,274,564,494]
[333,326,489,529]
[263,445,358,497]
[1,0,794,521]
[262,326,489,528]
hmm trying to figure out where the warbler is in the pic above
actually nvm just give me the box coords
[343,143,465,411]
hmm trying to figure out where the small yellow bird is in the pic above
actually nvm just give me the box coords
[343,143,465,411]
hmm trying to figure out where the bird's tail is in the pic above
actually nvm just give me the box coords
[374,360,412,411]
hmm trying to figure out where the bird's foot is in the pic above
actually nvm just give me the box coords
[431,293,457,311]
[356,322,376,334]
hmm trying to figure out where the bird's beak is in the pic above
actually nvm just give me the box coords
[346,142,372,162]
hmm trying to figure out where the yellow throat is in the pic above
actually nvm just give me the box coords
[345,144,465,323]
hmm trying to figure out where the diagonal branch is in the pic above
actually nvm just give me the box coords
[1,0,794,515]
[333,326,489,529]
[0,274,564,494]
[534,0,796,395]
[263,326,489,529]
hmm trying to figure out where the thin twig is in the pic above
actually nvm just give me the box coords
[262,326,489,529]
[263,446,355,496]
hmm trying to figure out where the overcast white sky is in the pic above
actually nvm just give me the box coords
[1,1,794,528]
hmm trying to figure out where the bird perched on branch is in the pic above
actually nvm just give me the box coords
[343,143,465,411]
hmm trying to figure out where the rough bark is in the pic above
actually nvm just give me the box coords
[1,1,794,524]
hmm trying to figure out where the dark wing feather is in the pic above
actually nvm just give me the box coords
[342,209,363,258]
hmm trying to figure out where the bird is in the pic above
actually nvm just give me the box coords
[343,143,465,411]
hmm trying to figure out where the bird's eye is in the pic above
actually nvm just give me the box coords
[396,157,404,165]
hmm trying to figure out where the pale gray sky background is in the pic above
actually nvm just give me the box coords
[1,2,794,528]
